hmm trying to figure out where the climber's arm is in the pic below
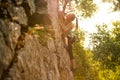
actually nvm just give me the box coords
[63,0,68,14]
[63,23,73,34]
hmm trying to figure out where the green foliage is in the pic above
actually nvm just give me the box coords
[59,0,97,18]
[73,29,99,80]
[73,29,85,56]
[90,22,120,80]
[98,66,120,80]
[74,0,97,18]
[91,23,120,69]
[28,26,51,46]
[35,29,48,46]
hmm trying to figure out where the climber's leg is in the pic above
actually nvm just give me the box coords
[71,58,76,73]
[67,37,76,72]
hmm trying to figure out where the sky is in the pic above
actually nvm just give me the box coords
[78,0,120,48]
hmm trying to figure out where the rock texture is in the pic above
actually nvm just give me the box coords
[0,0,74,80]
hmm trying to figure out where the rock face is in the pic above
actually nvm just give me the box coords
[0,0,74,80]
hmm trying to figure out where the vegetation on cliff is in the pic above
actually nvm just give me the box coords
[0,0,120,80]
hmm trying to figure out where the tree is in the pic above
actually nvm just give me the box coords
[58,0,97,18]
[90,22,120,80]
[73,29,99,80]
[74,0,97,18]
[91,22,120,69]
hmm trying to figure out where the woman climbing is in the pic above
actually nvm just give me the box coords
[58,11,78,72]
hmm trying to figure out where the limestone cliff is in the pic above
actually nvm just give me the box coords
[0,0,74,80]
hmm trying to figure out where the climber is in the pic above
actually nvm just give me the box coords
[58,0,78,72]
[58,11,78,72]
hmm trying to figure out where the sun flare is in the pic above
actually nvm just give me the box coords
[78,0,120,48]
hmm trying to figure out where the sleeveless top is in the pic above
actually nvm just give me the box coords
[63,23,75,37]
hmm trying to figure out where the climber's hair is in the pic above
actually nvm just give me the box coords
[65,13,75,22]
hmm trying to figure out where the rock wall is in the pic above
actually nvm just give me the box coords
[0,0,74,80]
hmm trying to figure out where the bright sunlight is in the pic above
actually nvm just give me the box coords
[78,0,120,48]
